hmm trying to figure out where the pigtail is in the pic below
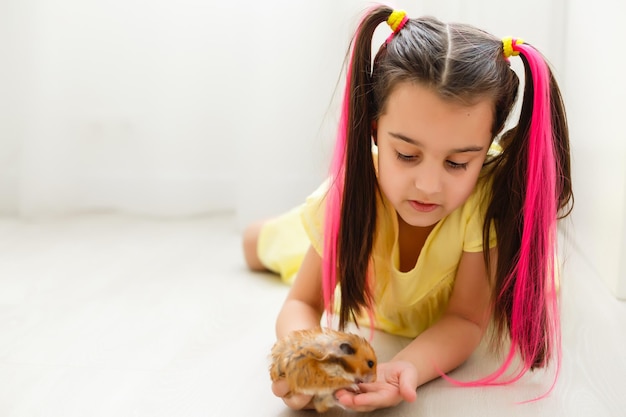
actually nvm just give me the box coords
[478,41,572,390]
[322,7,391,329]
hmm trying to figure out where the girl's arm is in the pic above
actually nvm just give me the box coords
[275,245,325,339]
[392,248,496,384]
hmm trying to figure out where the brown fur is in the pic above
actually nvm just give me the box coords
[269,328,377,412]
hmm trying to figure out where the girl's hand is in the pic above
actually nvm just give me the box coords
[271,378,314,410]
[334,361,418,412]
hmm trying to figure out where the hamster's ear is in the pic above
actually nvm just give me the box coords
[339,343,356,355]
[371,121,378,145]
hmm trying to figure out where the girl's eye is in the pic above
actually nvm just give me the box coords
[396,152,416,162]
[446,160,468,170]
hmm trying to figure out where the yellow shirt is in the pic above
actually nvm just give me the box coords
[300,178,496,338]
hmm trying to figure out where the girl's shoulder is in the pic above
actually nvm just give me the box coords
[456,175,495,251]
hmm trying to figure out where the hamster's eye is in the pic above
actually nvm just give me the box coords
[367,360,375,368]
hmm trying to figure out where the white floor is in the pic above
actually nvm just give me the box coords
[0,212,625,417]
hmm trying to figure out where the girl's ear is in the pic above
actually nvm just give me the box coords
[371,121,378,145]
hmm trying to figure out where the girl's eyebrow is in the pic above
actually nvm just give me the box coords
[388,131,485,153]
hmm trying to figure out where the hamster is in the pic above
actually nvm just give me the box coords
[269,327,377,412]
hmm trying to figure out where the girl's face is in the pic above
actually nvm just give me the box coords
[375,82,494,228]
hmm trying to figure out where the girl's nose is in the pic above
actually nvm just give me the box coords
[414,165,442,195]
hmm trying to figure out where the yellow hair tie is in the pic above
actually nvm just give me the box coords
[387,10,407,33]
[502,37,524,58]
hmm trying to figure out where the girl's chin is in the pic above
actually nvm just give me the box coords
[397,211,443,229]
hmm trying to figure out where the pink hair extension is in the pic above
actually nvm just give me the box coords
[321,29,353,329]
[442,42,561,399]
[501,42,560,389]
[321,8,379,330]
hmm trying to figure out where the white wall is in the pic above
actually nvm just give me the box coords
[1,0,245,218]
[234,1,352,228]
[563,0,626,299]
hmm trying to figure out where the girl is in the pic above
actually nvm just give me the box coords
[243,5,573,412]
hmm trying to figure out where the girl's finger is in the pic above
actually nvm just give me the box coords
[271,380,290,397]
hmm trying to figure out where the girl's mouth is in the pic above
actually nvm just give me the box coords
[409,200,439,212]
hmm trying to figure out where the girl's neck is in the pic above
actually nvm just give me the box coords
[397,215,437,273]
